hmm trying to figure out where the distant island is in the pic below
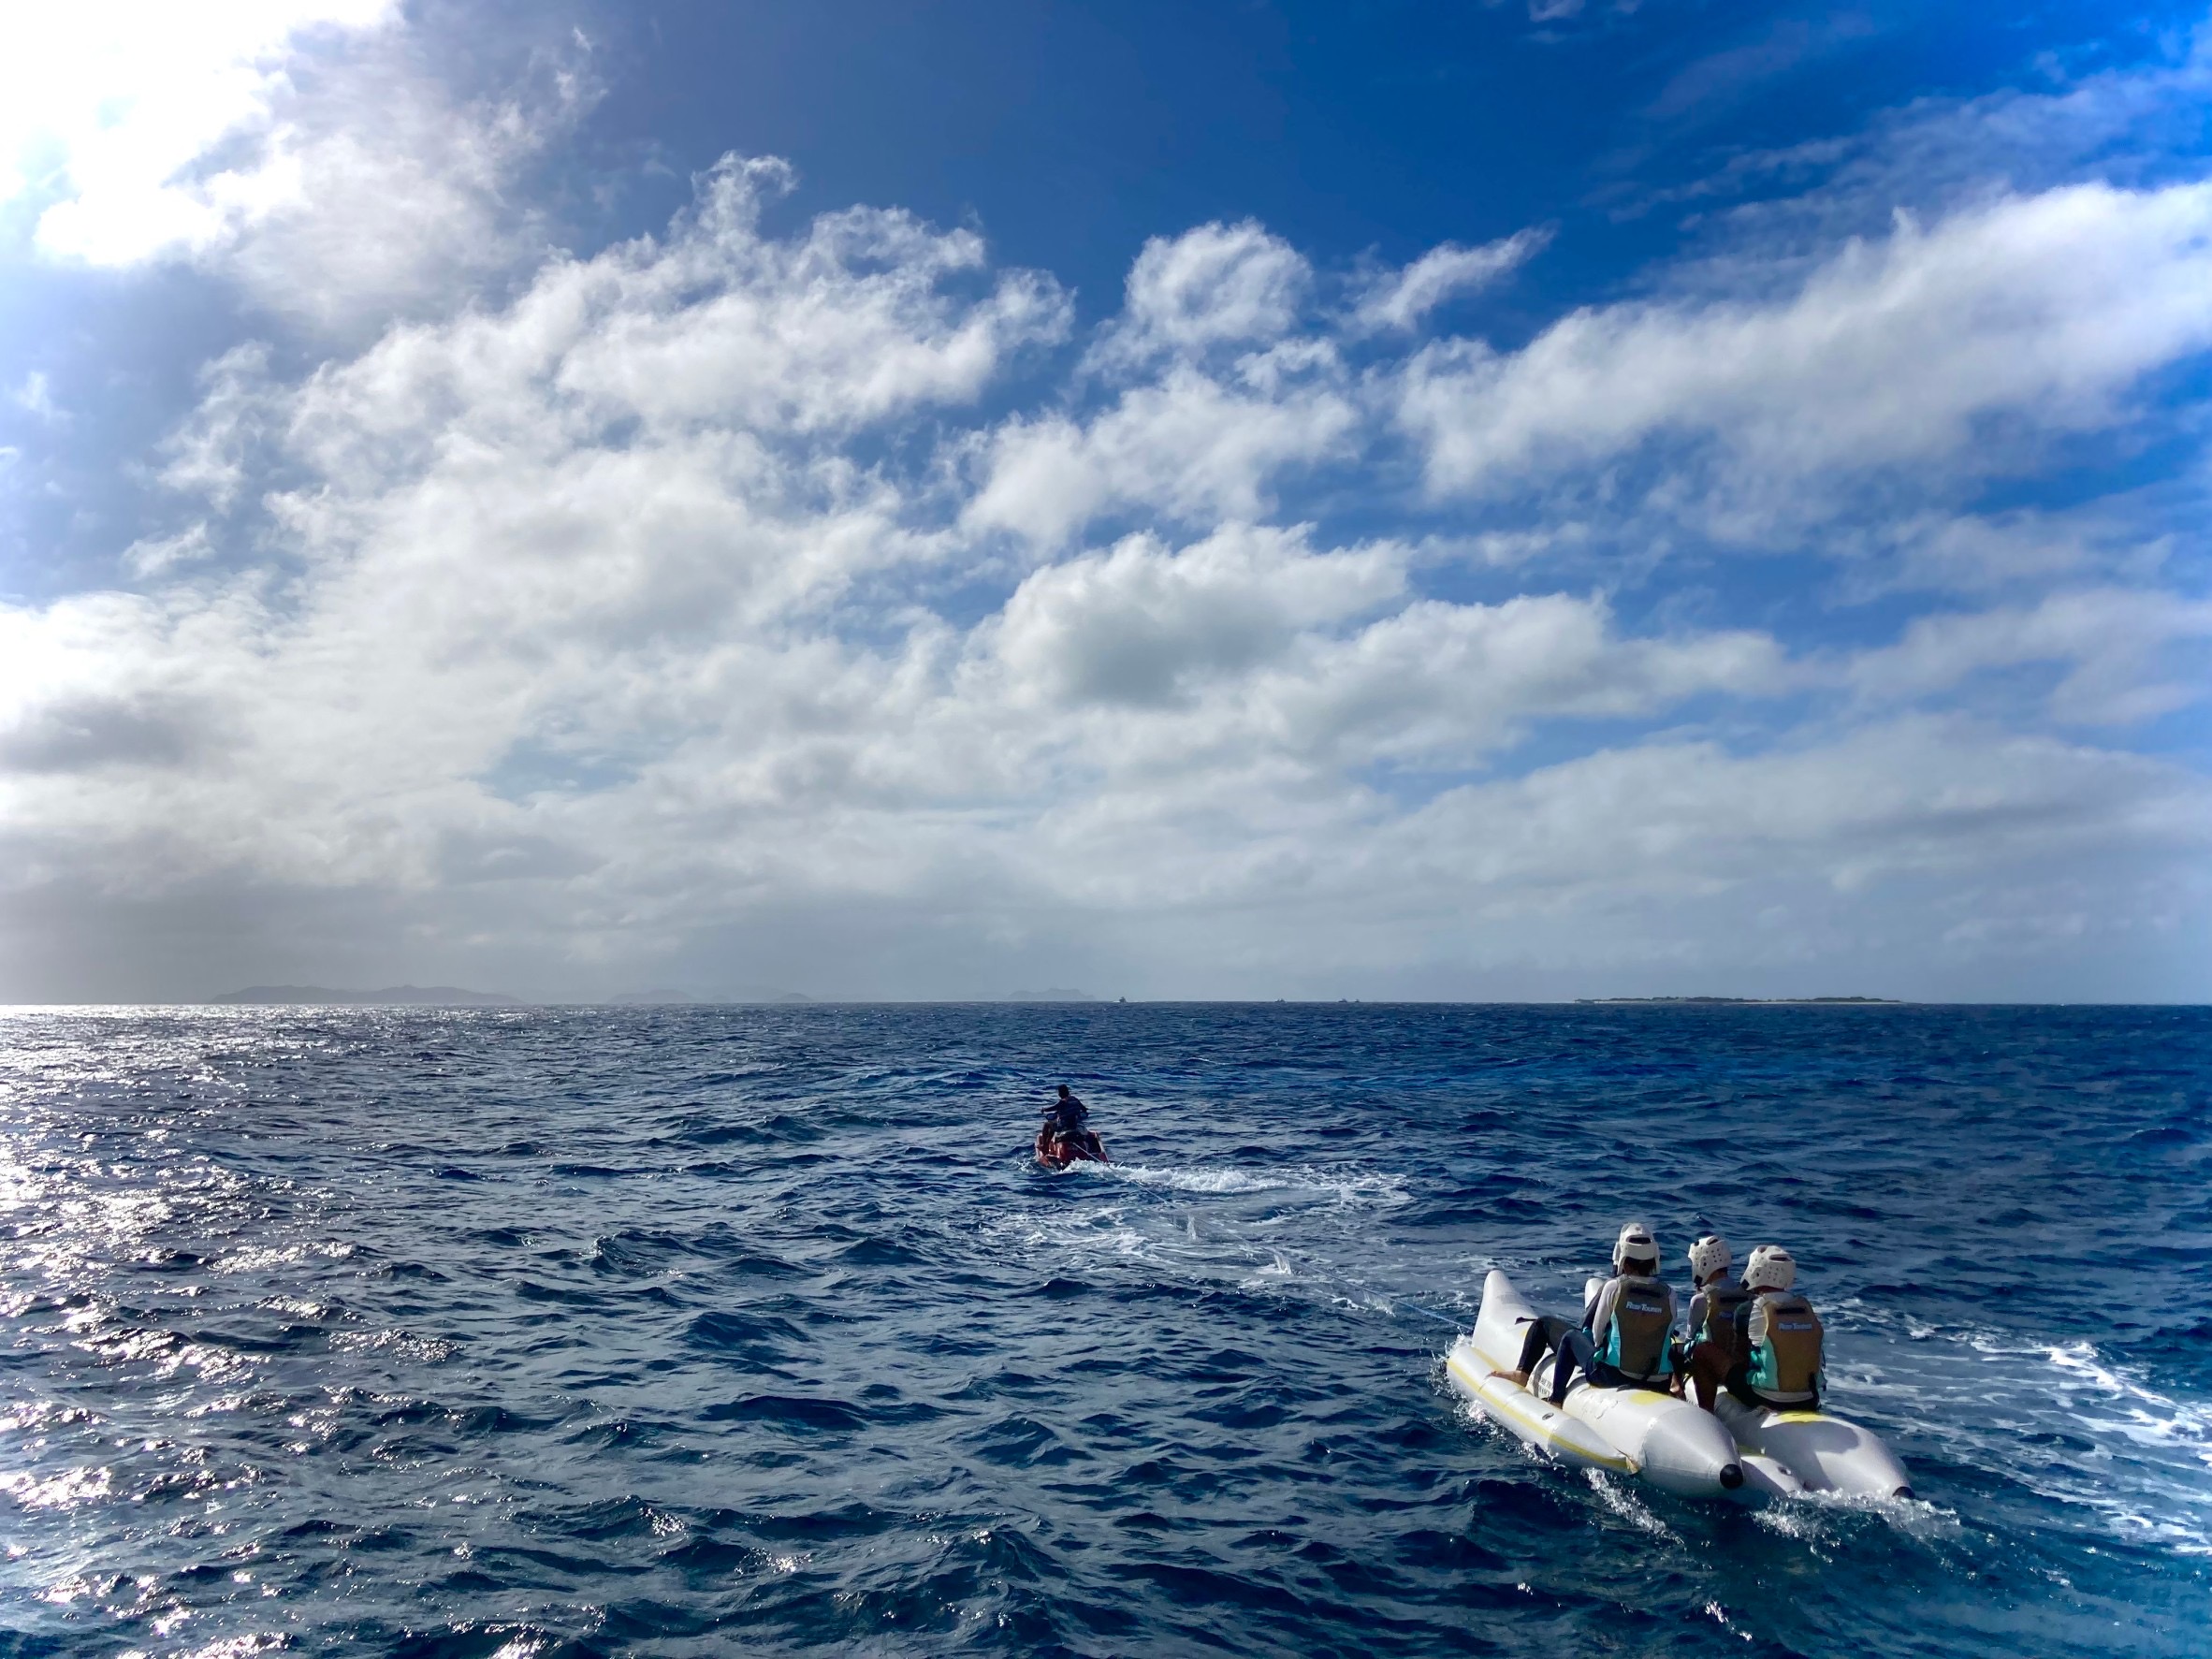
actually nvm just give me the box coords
[1004,987,1099,1002]
[1579,996,1900,1005]
[212,984,523,1007]
[608,988,813,1005]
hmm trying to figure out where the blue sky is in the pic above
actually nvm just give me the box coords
[0,1,2207,1001]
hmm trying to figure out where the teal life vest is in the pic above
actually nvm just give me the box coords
[1746,1291,1824,1403]
[1598,1274,1675,1381]
[1698,1284,1754,1359]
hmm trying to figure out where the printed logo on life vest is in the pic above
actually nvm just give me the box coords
[1748,1294,1824,1397]
[1603,1282,1675,1378]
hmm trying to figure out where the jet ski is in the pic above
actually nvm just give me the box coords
[1034,1125,1108,1170]
[1447,1270,1745,1498]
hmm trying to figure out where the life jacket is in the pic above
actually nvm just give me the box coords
[1697,1284,1755,1357]
[1598,1274,1675,1380]
[1048,1099,1088,1133]
[1746,1292,1824,1403]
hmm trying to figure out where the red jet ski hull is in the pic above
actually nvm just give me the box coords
[1035,1128,1109,1170]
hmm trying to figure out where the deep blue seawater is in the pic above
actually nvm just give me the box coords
[0,1003,2206,1657]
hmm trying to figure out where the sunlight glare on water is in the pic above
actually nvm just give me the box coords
[0,1002,2205,1655]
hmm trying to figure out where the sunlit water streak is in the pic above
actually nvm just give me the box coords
[0,1002,2204,1655]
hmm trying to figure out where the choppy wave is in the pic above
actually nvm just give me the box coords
[1079,1159,1413,1206]
[0,1001,2204,1656]
[1896,1327,2212,1558]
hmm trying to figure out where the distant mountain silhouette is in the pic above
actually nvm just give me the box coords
[212,984,522,1007]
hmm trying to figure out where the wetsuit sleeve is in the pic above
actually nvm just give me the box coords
[1587,1278,1620,1346]
[1686,1290,1708,1340]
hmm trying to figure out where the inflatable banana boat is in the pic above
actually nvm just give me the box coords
[1447,1271,1911,1503]
[1447,1270,1745,1497]
[1570,1275,1913,1501]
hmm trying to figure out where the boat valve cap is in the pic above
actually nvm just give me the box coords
[1719,1463,1745,1491]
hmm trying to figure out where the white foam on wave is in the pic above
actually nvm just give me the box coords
[1754,1484,1961,1550]
[982,1157,1422,1314]
[1849,1317,2212,1559]
[1701,1600,1754,1644]
[983,1200,1153,1261]
[2045,1339,2212,1461]
[1584,1469,1675,1540]
[989,1195,1317,1291]
[1076,1160,1411,1208]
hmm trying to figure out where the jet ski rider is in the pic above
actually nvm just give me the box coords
[1673,1233,1754,1412]
[1724,1244,1826,1412]
[1038,1085,1106,1163]
[1495,1223,1678,1406]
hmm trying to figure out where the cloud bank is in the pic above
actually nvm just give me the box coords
[0,8,2206,1001]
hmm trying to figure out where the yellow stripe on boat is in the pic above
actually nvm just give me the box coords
[1447,1350,1637,1474]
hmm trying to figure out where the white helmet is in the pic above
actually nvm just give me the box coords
[1743,1244,1797,1291]
[1686,1234,1730,1282]
[1613,1222,1660,1273]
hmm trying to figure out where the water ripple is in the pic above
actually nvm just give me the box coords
[0,1003,2205,1654]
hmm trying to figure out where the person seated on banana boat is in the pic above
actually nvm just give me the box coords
[1673,1233,1755,1413]
[1723,1244,1825,1412]
[1494,1223,1678,1405]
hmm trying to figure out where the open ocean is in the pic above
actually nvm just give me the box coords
[0,1002,2205,1657]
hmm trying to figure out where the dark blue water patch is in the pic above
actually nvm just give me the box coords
[0,1004,2206,1654]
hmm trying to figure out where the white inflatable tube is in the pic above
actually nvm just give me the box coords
[1445,1335,1633,1475]
[1735,1452,1807,1500]
[1448,1271,1746,1499]
[1577,1273,1913,1502]
[1713,1395,1913,1500]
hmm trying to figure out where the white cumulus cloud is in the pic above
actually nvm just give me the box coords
[1847,588,2212,725]
[4,12,2211,1001]
[1,0,399,264]
[2,1,589,332]
[1400,182,2212,525]
[1101,220,1311,362]
[1352,228,1551,331]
